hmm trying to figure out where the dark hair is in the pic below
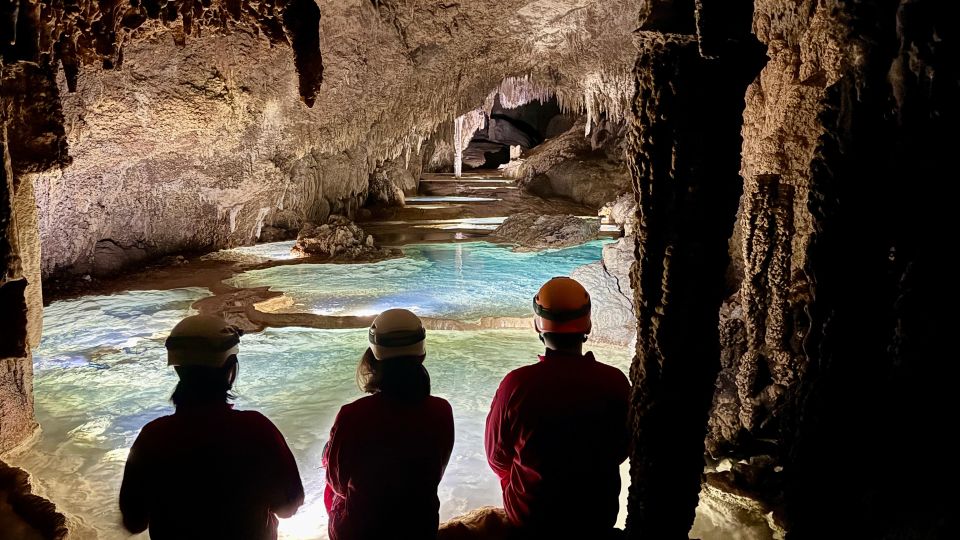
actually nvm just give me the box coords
[541,332,588,350]
[171,356,239,407]
[356,348,430,403]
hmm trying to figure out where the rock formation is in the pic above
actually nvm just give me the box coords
[291,215,395,260]
[490,213,600,251]
[503,118,631,209]
[571,236,636,347]
[0,460,68,540]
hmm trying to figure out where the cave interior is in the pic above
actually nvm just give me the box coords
[1,0,958,538]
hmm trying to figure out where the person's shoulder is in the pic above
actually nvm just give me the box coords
[586,353,631,387]
[426,395,453,414]
[339,394,380,415]
[133,413,176,445]
[234,409,283,432]
[139,412,176,433]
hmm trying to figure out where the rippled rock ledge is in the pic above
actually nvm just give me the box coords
[491,213,601,251]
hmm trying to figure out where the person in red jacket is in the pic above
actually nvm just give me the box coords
[323,308,455,540]
[119,314,304,540]
[485,277,631,539]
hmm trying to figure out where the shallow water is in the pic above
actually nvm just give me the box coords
[226,241,610,319]
[14,243,633,540]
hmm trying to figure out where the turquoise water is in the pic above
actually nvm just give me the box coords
[13,242,634,540]
[226,241,610,319]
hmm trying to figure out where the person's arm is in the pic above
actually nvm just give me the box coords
[485,377,516,481]
[118,430,151,534]
[259,415,305,519]
[323,407,351,510]
[439,400,455,476]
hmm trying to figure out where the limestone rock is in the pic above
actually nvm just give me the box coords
[503,119,631,210]
[0,460,68,540]
[600,193,638,236]
[291,215,394,260]
[438,506,512,540]
[491,213,600,251]
[571,236,636,347]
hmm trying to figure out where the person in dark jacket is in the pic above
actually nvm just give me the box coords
[485,277,631,539]
[119,314,304,540]
[323,308,455,540]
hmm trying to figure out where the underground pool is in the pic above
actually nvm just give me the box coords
[11,241,633,540]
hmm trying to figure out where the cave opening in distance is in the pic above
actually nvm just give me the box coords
[460,96,574,171]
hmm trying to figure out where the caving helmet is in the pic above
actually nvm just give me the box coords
[533,277,592,334]
[165,315,242,368]
[368,309,426,361]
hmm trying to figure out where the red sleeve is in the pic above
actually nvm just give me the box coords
[251,413,304,519]
[324,406,351,511]
[438,399,455,476]
[485,376,516,481]
[119,426,153,533]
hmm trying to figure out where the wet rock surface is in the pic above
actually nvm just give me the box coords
[491,213,600,251]
[292,215,398,260]
[0,460,67,540]
[571,236,636,347]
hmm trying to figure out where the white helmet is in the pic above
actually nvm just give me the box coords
[165,315,242,368]
[368,309,426,361]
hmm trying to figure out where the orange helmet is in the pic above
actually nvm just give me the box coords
[533,277,591,334]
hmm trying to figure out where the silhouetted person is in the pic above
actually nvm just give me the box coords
[119,315,304,539]
[323,309,454,540]
[486,277,630,539]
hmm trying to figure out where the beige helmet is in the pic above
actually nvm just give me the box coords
[165,315,242,368]
[368,309,426,361]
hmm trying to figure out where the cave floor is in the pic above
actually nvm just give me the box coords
[360,170,617,246]
[42,172,617,335]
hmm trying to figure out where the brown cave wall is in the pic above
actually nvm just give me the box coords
[32,1,643,278]
[0,61,65,454]
[784,0,959,536]
[624,0,765,535]
[706,0,845,460]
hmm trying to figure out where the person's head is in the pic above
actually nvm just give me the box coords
[165,314,243,407]
[533,276,591,353]
[357,308,430,402]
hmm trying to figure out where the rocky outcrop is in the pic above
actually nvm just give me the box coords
[571,237,636,347]
[624,10,765,536]
[291,215,395,260]
[438,507,512,540]
[491,213,600,251]
[367,156,421,207]
[1,65,46,454]
[503,118,631,210]
[599,193,638,236]
[0,0,323,106]
[0,461,68,540]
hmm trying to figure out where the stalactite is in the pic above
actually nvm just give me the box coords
[0,0,324,106]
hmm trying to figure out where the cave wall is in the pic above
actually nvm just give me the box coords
[31,0,642,277]
[0,62,65,454]
[707,0,845,460]
[782,0,958,536]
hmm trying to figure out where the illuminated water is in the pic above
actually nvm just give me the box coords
[226,241,610,319]
[13,243,633,540]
